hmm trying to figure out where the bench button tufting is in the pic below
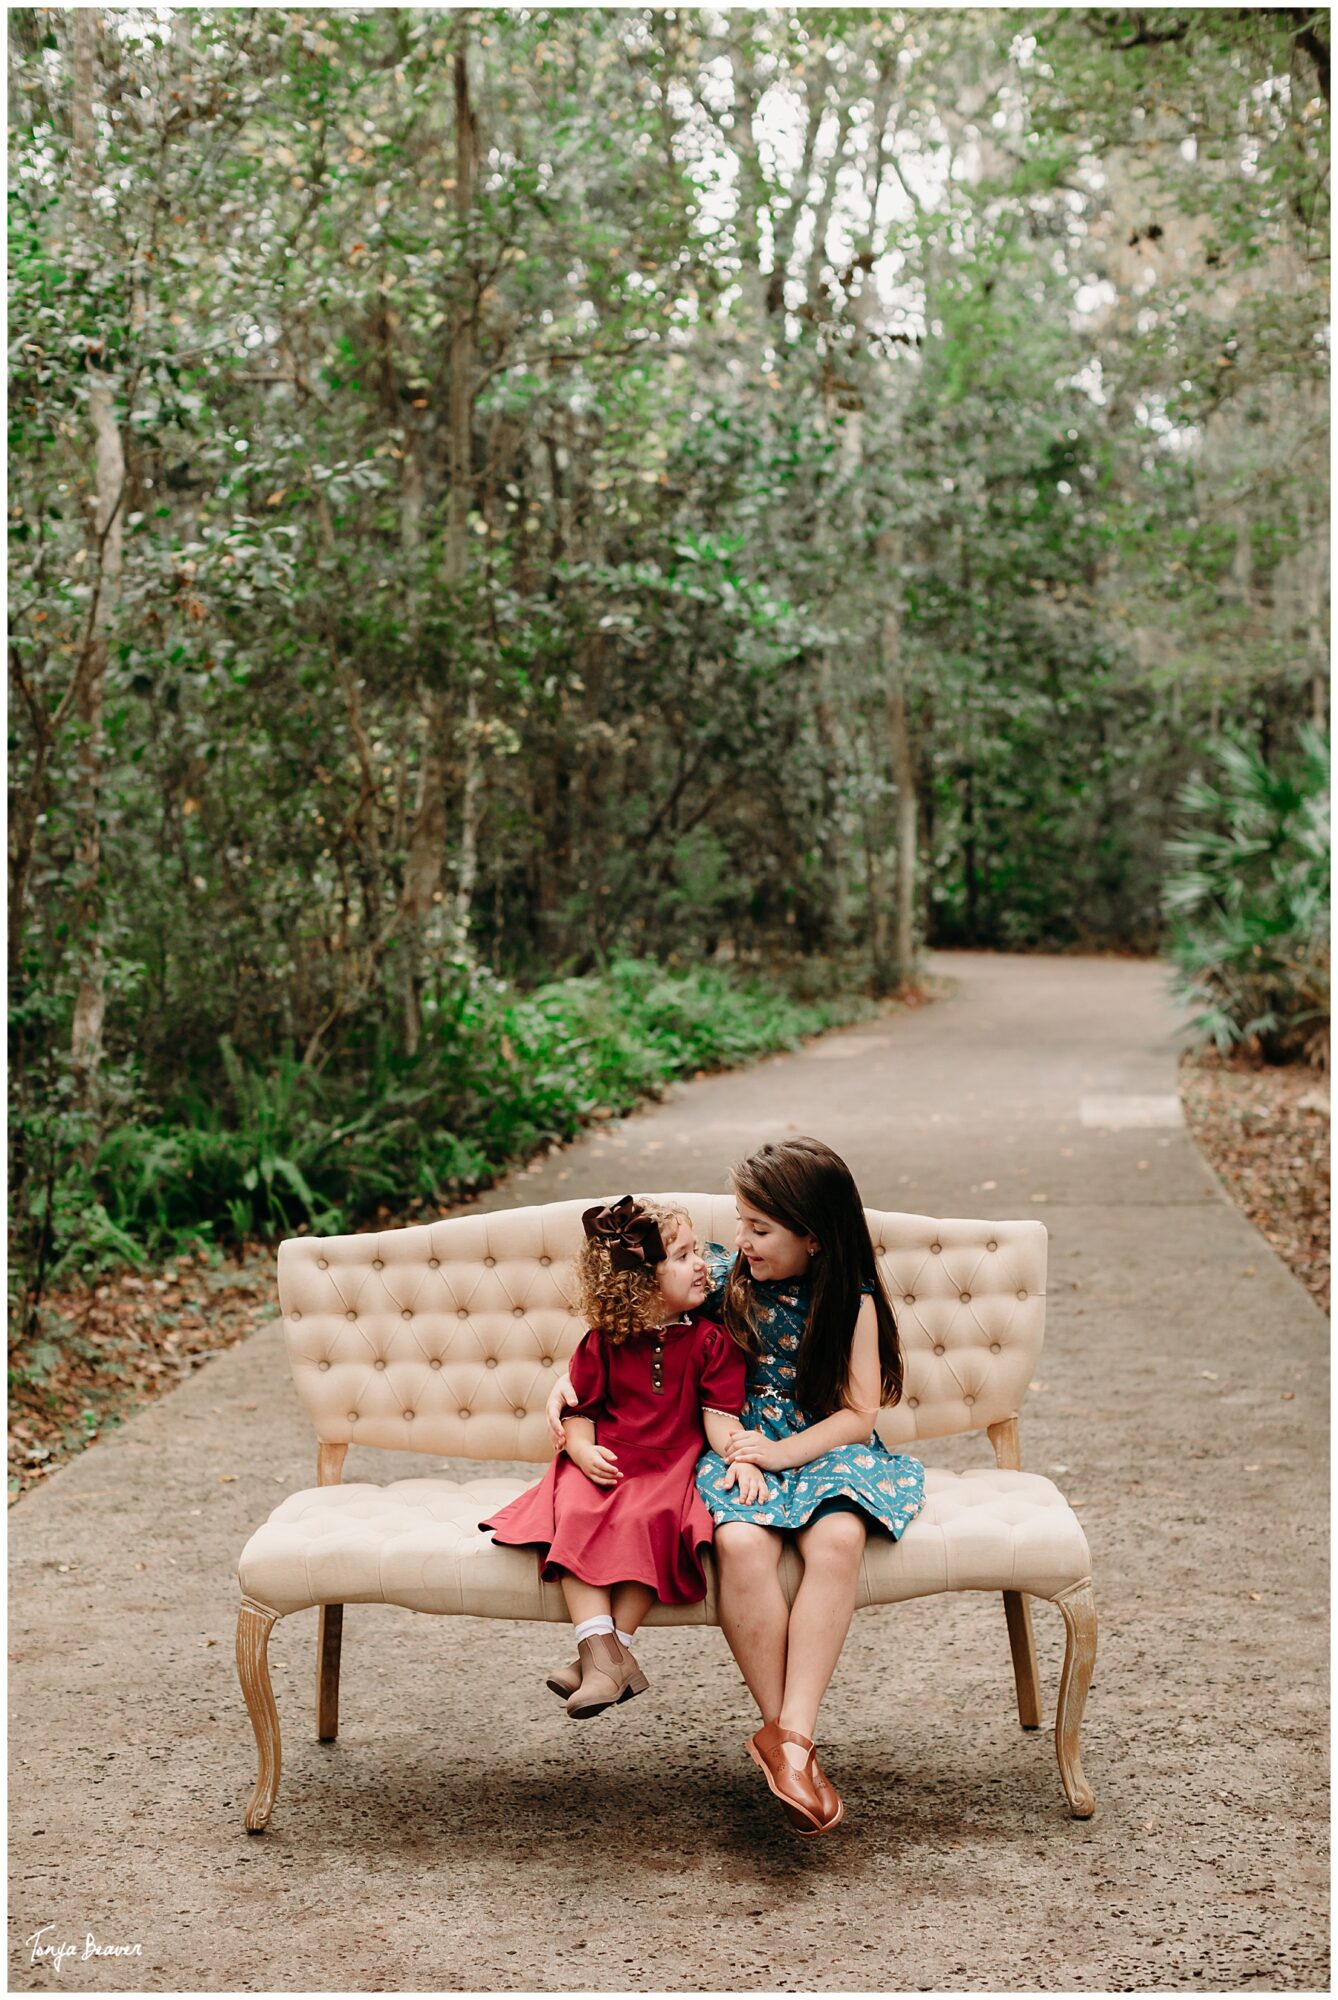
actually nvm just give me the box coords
[459,1408,470,1419]
[930,1242,942,1254]
[290,1311,301,1322]
[348,1411,358,1422]
[904,1295,915,1306]
[1017,1289,1028,1301]
[541,1356,553,1368]
[403,1409,414,1421]
[318,1360,329,1372]
[907,1396,919,1409]
[960,1292,971,1303]
[430,1358,442,1370]
[540,1256,551,1267]
[318,1258,328,1269]
[401,1309,413,1320]
[484,1257,496,1268]
[933,1343,945,1356]
[514,1407,526,1419]
[372,1259,383,1270]
[346,1310,356,1321]
[963,1394,975,1406]
[986,1240,998,1252]
[875,1243,885,1254]
[990,1342,1002,1354]
[458,1309,469,1320]
[513,1307,524,1318]
[485,1357,498,1370]
[428,1258,439,1269]
[374,1358,386,1371]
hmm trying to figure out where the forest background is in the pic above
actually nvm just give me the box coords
[8,7,1330,1412]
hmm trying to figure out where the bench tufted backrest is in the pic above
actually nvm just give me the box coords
[276,1196,1047,1463]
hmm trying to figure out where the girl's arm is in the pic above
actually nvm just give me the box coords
[562,1413,622,1487]
[545,1371,578,1451]
[725,1298,882,1472]
[702,1406,770,1507]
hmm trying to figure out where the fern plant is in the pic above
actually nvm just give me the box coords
[1163,724,1329,1065]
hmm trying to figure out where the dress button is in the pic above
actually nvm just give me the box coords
[374,1358,386,1371]
[485,1357,498,1370]
[318,1360,329,1372]
[933,1343,945,1356]
[430,1358,442,1370]
[989,1342,1002,1354]
[960,1292,971,1304]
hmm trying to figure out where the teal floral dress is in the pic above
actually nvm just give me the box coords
[694,1245,925,1538]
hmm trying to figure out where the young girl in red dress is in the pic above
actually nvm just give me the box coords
[479,1195,762,1719]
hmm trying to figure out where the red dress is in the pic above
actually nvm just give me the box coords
[479,1316,746,1606]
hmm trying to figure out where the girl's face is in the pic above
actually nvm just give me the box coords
[733,1196,818,1283]
[654,1217,709,1320]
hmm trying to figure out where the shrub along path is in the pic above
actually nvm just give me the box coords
[8,951,1327,1991]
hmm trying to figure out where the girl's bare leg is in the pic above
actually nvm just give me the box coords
[560,1577,613,1625]
[610,1581,655,1639]
[714,1523,788,1724]
[779,1512,866,1739]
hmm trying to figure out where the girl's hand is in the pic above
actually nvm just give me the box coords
[545,1374,578,1452]
[566,1438,622,1487]
[724,1430,786,1472]
[721,1460,771,1507]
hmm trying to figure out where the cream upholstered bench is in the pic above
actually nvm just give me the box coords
[236,1196,1097,1830]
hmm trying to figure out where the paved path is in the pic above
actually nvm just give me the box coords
[9,953,1327,1991]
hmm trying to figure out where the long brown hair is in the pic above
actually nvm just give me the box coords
[721,1137,904,1419]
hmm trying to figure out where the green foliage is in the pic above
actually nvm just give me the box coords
[1163,726,1330,1063]
[9,959,865,1328]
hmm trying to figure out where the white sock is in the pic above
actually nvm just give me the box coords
[573,1615,614,1645]
[615,1629,636,1648]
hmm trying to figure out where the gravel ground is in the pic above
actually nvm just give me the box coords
[7,951,1329,1993]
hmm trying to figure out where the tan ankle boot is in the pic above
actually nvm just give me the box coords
[565,1633,649,1719]
[545,1656,582,1700]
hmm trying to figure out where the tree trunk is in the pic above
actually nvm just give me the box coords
[877,528,917,985]
[398,34,479,1051]
[69,7,123,1100]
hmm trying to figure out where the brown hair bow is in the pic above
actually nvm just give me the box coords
[581,1195,666,1273]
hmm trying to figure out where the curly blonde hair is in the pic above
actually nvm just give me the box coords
[575,1198,692,1342]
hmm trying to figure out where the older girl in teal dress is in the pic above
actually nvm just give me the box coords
[547,1135,925,1838]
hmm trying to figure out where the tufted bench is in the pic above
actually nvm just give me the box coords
[236,1196,1097,1830]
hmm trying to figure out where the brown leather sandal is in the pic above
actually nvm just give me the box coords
[747,1721,829,1832]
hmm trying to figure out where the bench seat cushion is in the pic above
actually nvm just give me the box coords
[238,1466,1092,1621]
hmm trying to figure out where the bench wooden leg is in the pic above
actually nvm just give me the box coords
[1002,1589,1043,1728]
[316,1603,343,1742]
[236,1596,282,1832]
[1052,1579,1097,1818]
